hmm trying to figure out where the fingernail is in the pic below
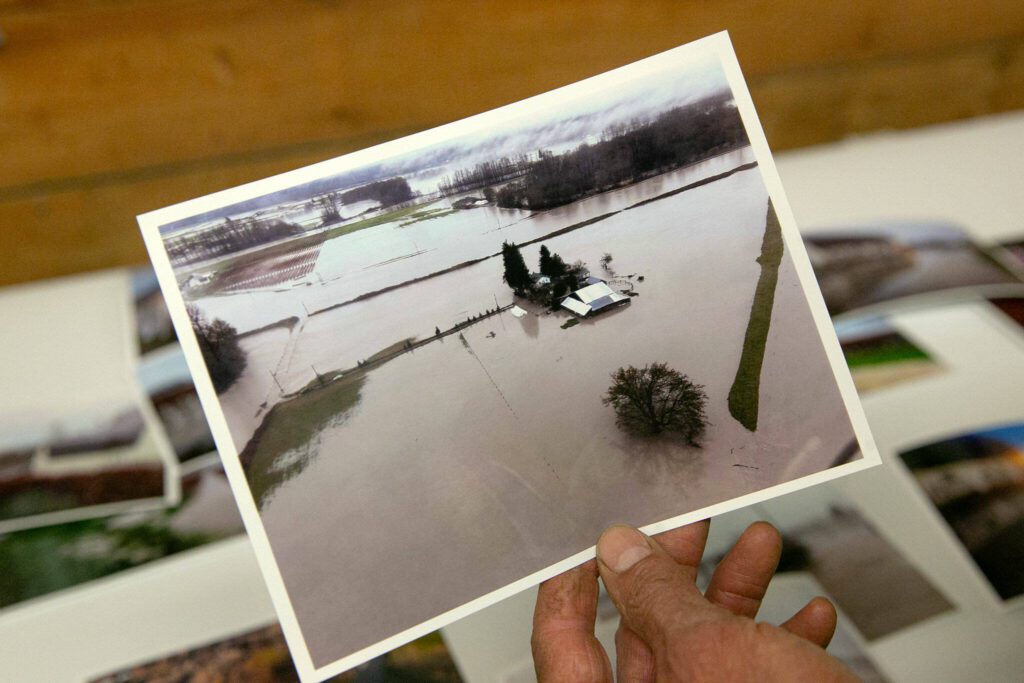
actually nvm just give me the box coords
[598,525,651,573]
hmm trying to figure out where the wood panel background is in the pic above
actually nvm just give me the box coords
[3,0,1023,286]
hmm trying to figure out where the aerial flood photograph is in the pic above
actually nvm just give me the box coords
[803,221,1023,317]
[153,43,864,668]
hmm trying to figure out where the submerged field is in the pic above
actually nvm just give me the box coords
[180,148,861,666]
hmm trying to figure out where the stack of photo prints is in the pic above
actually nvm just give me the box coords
[4,31,1022,682]
[0,267,242,608]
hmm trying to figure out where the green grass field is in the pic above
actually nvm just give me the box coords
[844,339,929,369]
[242,372,368,510]
[727,201,784,432]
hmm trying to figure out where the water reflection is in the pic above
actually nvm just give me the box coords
[617,431,709,489]
[244,373,367,510]
[518,310,540,338]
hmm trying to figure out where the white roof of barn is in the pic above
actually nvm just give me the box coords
[561,297,591,317]
[574,281,616,305]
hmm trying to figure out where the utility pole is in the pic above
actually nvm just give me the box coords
[268,369,285,393]
[494,293,507,331]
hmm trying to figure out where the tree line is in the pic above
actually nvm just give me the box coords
[497,93,747,210]
[314,177,415,224]
[433,92,747,209]
[166,216,305,266]
[338,177,414,207]
[438,155,531,196]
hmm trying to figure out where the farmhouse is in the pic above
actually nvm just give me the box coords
[530,272,552,286]
[560,277,630,317]
[183,272,214,290]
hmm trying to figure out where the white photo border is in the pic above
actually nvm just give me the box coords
[138,32,880,681]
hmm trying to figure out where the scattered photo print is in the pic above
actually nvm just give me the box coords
[90,624,460,683]
[900,422,1024,601]
[704,499,952,642]
[772,505,953,639]
[834,315,942,394]
[133,268,177,355]
[142,35,874,676]
[804,222,1021,317]
[0,459,242,609]
[0,406,168,533]
[749,573,890,682]
[138,349,216,469]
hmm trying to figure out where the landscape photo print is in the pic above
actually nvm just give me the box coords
[140,33,877,681]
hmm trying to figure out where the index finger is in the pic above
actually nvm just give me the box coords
[532,560,612,683]
[652,518,711,581]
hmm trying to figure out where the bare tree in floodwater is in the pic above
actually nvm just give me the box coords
[604,363,708,446]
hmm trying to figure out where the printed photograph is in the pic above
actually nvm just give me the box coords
[771,505,952,640]
[834,315,942,394]
[133,268,178,356]
[90,624,460,683]
[0,405,169,534]
[0,458,243,610]
[706,488,953,642]
[900,422,1024,601]
[803,221,1021,317]
[143,36,872,675]
[0,270,180,533]
[138,348,217,470]
[738,573,890,682]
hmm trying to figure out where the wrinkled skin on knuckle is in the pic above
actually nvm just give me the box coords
[532,635,607,683]
[617,561,688,644]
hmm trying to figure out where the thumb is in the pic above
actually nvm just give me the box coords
[596,525,705,648]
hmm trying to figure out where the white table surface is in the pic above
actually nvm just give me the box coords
[3,110,1024,683]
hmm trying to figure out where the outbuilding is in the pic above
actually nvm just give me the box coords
[559,278,630,317]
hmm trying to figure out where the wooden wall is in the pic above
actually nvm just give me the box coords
[3,1,1024,286]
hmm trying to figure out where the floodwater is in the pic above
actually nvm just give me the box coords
[224,152,859,666]
[197,149,760,447]
[188,148,755,334]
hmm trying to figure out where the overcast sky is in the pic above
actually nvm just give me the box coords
[161,49,732,236]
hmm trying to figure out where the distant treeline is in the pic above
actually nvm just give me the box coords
[436,92,747,209]
[498,93,747,210]
[314,177,414,225]
[166,216,304,265]
[439,156,531,196]
[339,177,414,207]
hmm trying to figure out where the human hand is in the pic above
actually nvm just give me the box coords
[532,520,858,682]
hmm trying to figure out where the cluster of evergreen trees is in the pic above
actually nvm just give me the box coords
[166,216,305,266]
[501,241,588,307]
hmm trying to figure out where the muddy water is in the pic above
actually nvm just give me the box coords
[251,164,857,666]
[187,148,755,335]
[209,149,759,446]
